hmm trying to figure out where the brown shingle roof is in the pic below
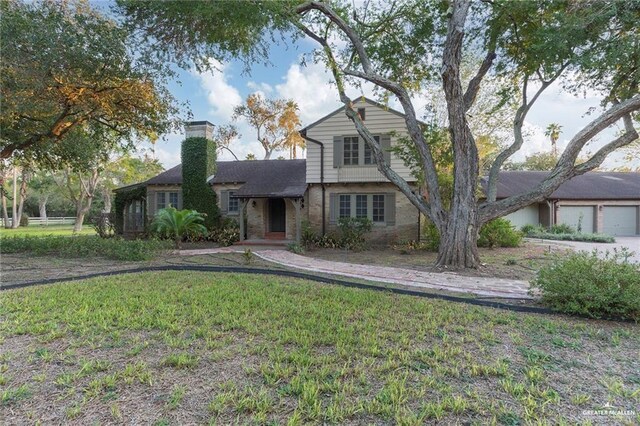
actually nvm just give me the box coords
[141,160,308,198]
[145,164,182,185]
[481,171,640,200]
[212,160,307,198]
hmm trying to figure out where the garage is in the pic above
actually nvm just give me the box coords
[505,204,539,229]
[603,206,639,236]
[558,205,595,233]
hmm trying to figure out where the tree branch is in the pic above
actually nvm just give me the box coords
[463,50,496,111]
[486,62,570,201]
[480,96,640,222]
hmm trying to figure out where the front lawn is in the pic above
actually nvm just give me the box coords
[1,272,638,424]
[0,224,95,237]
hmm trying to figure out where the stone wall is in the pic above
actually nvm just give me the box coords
[307,183,420,244]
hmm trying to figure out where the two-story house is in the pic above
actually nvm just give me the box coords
[116,98,422,243]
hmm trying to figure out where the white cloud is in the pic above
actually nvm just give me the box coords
[194,60,242,122]
[247,81,274,95]
[274,59,378,127]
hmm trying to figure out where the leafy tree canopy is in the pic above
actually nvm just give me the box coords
[0,0,181,161]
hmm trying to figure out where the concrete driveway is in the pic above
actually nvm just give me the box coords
[531,236,640,263]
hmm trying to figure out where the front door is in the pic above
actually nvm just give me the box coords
[268,198,286,233]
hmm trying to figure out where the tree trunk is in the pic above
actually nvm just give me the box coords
[73,211,86,233]
[102,188,112,214]
[73,197,93,233]
[436,207,480,268]
[11,167,18,228]
[16,170,28,227]
[39,195,49,222]
[1,190,9,229]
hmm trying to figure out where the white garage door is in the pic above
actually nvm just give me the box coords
[504,205,539,230]
[603,206,638,236]
[559,206,594,233]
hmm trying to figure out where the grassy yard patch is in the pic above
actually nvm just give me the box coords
[1,235,171,261]
[1,272,638,424]
[0,225,95,237]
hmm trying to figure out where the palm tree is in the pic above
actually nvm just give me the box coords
[151,207,207,249]
[544,123,563,157]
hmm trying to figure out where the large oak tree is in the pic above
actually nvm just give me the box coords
[118,0,639,268]
[0,0,179,161]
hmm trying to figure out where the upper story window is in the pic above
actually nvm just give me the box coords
[358,107,366,121]
[343,136,359,166]
[344,135,379,166]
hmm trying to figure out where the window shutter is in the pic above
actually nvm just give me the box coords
[329,193,338,224]
[177,190,183,210]
[220,190,229,213]
[146,190,155,217]
[333,136,343,168]
[385,192,396,226]
[381,134,391,165]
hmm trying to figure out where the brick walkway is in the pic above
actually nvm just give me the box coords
[178,248,533,299]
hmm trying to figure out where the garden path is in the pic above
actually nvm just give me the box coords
[177,248,533,299]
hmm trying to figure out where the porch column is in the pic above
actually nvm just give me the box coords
[292,198,302,244]
[239,198,248,241]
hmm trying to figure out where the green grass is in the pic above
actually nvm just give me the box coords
[1,235,171,261]
[1,272,638,424]
[0,224,95,237]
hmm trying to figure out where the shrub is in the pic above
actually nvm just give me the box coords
[1,235,170,261]
[420,218,522,251]
[532,250,640,320]
[150,207,207,249]
[287,242,304,254]
[208,219,239,247]
[314,234,341,249]
[520,224,539,235]
[478,218,523,248]
[91,213,115,239]
[19,214,29,227]
[525,231,615,243]
[242,248,254,265]
[421,220,440,251]
[337,217,372,251]
[550,223,575,234]
[301,220,317,249]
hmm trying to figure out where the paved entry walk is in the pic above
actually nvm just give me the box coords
[177,246,532,299]
[254,250,532,299]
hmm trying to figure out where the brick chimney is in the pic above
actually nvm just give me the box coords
[184,121,214,140]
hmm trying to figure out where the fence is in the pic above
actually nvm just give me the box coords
[0,217,76,227]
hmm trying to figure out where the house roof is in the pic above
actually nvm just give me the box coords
[482,171,640,200]
[300,96,418,133]
[145,164,183,186]
[213,159,307,198]
[138,159,308,198]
